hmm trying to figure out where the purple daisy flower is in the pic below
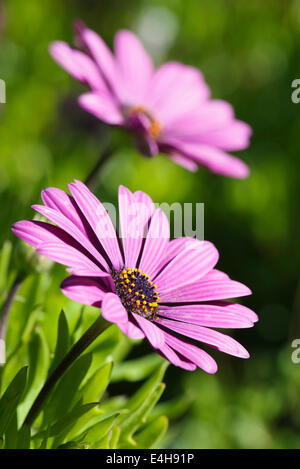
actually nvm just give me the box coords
[50,22,252,178]
[12,180,257,372]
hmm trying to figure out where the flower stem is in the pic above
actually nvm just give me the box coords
[23,316,104,428]
[0,275,24,366]
[84,144,115,190]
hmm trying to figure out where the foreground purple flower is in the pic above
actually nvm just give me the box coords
[50,22,252,178]
[12,181,257,372]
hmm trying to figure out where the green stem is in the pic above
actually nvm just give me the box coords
[23,316,104,428]
[84,144,115,191]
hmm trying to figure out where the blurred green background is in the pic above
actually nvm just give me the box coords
[0,0,300,448]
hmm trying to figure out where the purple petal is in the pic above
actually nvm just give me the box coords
[160,318,250,358]
[147,61,210,125]
[167,152,198,172]
[160,277,252,303]
[37,242,107,277]
[163,332,218,374]
[114,30,154,104]
[32,204,110,271]
[159,302,256,329]
[155,237,201,274]
[138,208,170,278]
[197,120,252,151]
[78,91,123,125]
[118,186,155,268]
[101,292,128,324]
[132,314,165,348]
[69,180,124,270]
[61,275,109,306]
[157,342,197,371]
[79,26,118,91]
[154,240,219,293]
[167,142,250,179]
[118,320,145,339]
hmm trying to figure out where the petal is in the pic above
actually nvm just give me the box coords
[168,142,250,179]
[167,152,198,172]
[37,242,107,277]
[69,180,124,270]
[197,120,252,151]
[132,314,165,348]
[147,62,210,124]
[162,100,235,140]
[114,30,154,104]
[80,26,117,89]
[118,186,155,268]
[155,237,201,274]
[163,332,218,374]
[157,342,197,371]
[61,275,109,306]
[154,240,219,293]
[101,292,128,325]
[78,91,123,125]
[118,320,145,339]
[32,204,110,271]
[138,208,170,278]
[160,318,250,358]
[159,302,256,328]
[160,277,252,303]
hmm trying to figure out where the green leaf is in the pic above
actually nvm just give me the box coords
[121,361,168,416]
[16,425,31,449]
[118,383,166,447]
[108,425,120,449]
[65,361,113,441]
[134,416,168,449]
[42,353,92,425]
[48,310,69,375]
[0,366,27,436]
[111,354,164,382]
[79,414,119,449]
[17,327,50,424]
[33,403,98,441]
[0,240,12,293]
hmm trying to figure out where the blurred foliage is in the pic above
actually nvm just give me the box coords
[0,0,299,449]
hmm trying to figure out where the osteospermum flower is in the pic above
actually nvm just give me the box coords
[12,181,257,372]
[50,22,252,178]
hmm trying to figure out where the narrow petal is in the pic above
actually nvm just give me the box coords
[78,91,123,125]
[155,237,201,274]
[114,30,154,104]
[118,320,145,339]
[160,277,252,303]
[164,332,218,374]
[132,314,165,348]
[138,208,170,278]
[161,318,250,358]
[101,292,128,325]
[158,342,197,371]
[80,26,117,89]
[69,180,124,270]
[167,142,250,179]
[118,186,155,268]
[61,276,109,306]
[197,120,252,151]
[37,242,107,277]
[32,204,110,271]
[154,240,219,293]
[159,302,256,328]
[167,152,198,172]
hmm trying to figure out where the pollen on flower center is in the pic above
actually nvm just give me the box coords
[112,267,160,321]
[128,106,162,139]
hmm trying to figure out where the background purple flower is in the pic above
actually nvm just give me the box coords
[12,181,257,373]
[50,22,252,178]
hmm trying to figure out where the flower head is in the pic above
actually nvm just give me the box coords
[12,181,257,372]
[50,22,252,178]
